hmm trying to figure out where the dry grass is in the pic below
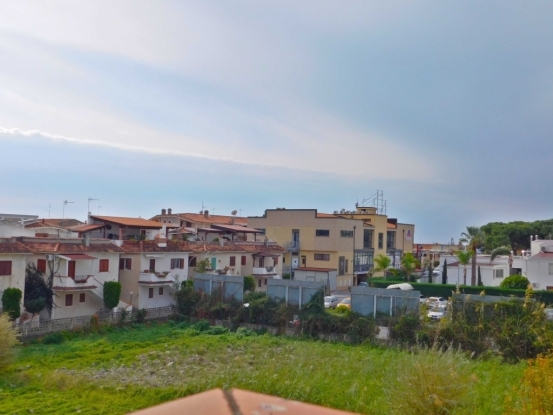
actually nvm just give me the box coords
[0,313,20,372]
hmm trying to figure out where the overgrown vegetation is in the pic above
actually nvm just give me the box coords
[103,281,122,310]
[1,287,22,319]
[0,313,20,372]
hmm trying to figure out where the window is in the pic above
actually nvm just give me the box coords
[387,231,395,249]
[340,230,354,237]
[149,288,154,298]
[258,228,266,235]
[170,258,184,269]
[37,259,47,273]
[230,256,236,266]
[241,256,246,266]
[315,229,330,237]
[159,287,164,295]
[99,259,109,272]
[79,293,86,303]
[378,233,384,249]
[264,279,267,286]
[258,279,261,288]
[549,263,553,275]
[314,253,330,261]
[65,294,73,307]
[149,259,156,272]
[363,229,373,249]
[345,258,348,273]
[494,269,504,279]
[185,221,192,227]
[68,261,76,278]
[0,261,12,276]
[119,258,132,270]
[189,257,197,267]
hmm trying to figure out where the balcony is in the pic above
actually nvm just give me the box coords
[354,264,372,274]
[283,240,300,252]
[52,275,97,291]
[252,266,279,276]
[138,272,177,285]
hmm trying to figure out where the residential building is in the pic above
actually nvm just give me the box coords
[0,240,32,313]
[86,215,165,241]
[119,240,192,309]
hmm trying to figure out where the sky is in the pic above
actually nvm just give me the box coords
[0,1,552,243]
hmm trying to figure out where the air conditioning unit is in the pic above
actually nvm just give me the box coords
[46,254,55,261]
[532,283,540,288]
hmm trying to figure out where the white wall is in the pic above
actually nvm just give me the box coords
[527,259,553,290]
[138,285,175,309]
[0,254,27,311]
[139,252,189,282]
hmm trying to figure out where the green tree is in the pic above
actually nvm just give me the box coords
[454,250,473,286]
[400,253,417,282]
[1,288,22,319]
[103,281,121,310]
[500,275,530,290]
[244,276,256,292]
[195,258,211,274]
[460,226,485,286]
[428,263,433,284]
[24,262,54,318]
[442,260,448,284]
[374,254,392,278]
[490,246,513,276]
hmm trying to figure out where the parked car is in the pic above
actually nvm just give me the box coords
[337,298,351,309]
[419,294,427,304]
[428,305,447,321]
[426,297,448,308]
[324,296,340,309]
[358,282,368,287]
[386,283,414,290]
[544,307,553,321]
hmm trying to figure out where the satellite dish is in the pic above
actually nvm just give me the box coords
[231,210,238,216]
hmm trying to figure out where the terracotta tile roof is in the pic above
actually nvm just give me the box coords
[70,224,106,233]
[238,243,286,253]
[121,240,194,253]
[18,239,125,254]
[26,218,84,228]
[387,223,397,229]
[90,215,162,229]
[158,213,248,226]
[128,388,358,415]
[0,241,33,254]
[531,252,553,260]
[52,285,98,291]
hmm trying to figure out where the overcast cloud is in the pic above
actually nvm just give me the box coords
[0,1,552,242]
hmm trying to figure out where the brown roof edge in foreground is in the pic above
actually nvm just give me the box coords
[127,388,359,415]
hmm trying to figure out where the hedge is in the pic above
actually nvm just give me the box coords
[368,279,553,305]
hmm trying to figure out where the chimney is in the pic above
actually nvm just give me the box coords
[83,233,90,247]
[161,209,167,216]
[204,210,209,218]
[168,208,172,215]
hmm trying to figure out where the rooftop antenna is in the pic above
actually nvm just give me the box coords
[47,203,51,218]
[98,205,102,215]
[360,190,386,215]
[62,200,74,226]
[88,197,99,219]
[239,208,243,216]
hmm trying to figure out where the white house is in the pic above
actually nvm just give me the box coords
[0,240,32,313]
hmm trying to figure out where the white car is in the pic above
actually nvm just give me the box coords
[419,294,427,304]
[426,297,448,308]
[324,296,340,309]
[428,305,447,321]
[544,308,553,321]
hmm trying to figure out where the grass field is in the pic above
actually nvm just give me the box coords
[0,321,525,415]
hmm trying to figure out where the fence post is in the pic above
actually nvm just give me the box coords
[299,286,303,309]
[373,294,377,317]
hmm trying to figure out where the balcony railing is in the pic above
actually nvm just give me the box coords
[53,275,96,290]
[139,272,177,284]
[354,264,372,273]
[252,266,279,276]
[283,240,300,251]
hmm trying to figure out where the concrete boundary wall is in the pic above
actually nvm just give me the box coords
[351,286,420,317]
[267,280,325,309]
[193,273,244,302]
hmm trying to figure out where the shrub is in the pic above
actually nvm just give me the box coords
[282,273,291,280]
[388,313,421,344]
[0,313,20,372]
[506,351,553,414]
[24,297,46,315]
[42,332,65,345]
[243,276,255,292]
[103,281,121,309]
[2,287,22,319]
[134,308,148,324]
[385,344,472,415]
[500,275,530,290]
[206,325,229,335]
[191,320,211,332]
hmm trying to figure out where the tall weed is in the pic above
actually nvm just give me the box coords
[0,313,20,372]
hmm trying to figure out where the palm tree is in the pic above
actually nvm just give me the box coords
[460,226,485,286]
[374,254,392,278]
[400,253,417,282]
[490,246,513,276]
[455,250,473,286]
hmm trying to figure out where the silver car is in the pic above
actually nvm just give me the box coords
[324,296,340,309]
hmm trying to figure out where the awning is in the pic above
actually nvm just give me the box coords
[58,254,97,260]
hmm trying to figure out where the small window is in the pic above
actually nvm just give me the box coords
[340,230,354,237]
[314,253,330,261]
[125,258,132,270]
[189,257,197,267]
[68,261,76,278]
[65,294,73,307]
[258,279,261,288]
[37,259,47,273]
[185,221,192,227]
[378,233,384,249]
[494,269,504,279]
[159,287,164,295]
[79,293,86,303]
[149,288,154,298]
[241,256,246,266]
[119,258,125,270]
[315,229,330,237]
[99,259,109,272]
[179,258,184,269]
[230,256,236,266]
[258,228,266,235]
[170,258,178,269]
[149,259,156,272]
[264,278,267,286]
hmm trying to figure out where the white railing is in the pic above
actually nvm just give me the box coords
[138,272,176,284]
[53,275,95,289]
[252,266,278,276]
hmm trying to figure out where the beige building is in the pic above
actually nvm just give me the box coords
[248,205,416,290]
